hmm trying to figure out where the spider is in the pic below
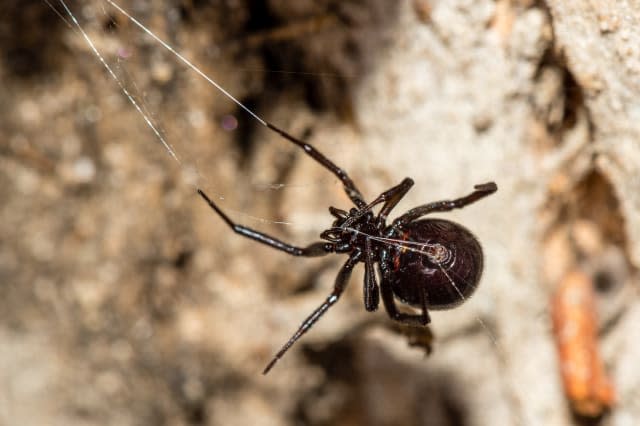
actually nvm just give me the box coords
[197,121,497,374]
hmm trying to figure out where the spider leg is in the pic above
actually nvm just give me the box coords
[376,177,414,222]
[198,189,333,257]
[265,122,366,208]
[363,238,380,312]
[379,261,431,326]
[263,250,363,374]
[392,182,497,228]
[340,178,414,229]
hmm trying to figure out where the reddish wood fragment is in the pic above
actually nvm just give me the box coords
[551,270,616,417]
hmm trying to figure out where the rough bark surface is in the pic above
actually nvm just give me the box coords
[1,1,638,425]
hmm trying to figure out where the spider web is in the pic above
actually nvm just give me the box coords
[10,2,560,423]
[50,0,352,230]
[50,0,502,343]
[50,0,527,409]
[51,0,492,269]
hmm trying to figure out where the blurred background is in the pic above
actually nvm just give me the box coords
[1,0,640,425]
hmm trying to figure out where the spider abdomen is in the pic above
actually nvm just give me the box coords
[387,218,483,310]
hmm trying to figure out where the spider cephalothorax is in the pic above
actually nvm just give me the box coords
[198,123,497,374]
[322,207,379,250]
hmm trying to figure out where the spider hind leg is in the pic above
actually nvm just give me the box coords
[262,250,362,374]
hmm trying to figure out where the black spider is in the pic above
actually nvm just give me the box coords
[197,121,497,374]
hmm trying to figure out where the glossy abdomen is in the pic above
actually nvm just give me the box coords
[387,218,483,310]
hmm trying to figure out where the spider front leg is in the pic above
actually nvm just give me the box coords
[375,177,414,221]
[265,122,367,208]
[198,189,333,257]
[340,178,414,230]
[263,250,363,374]
[345,177,414,223]
[392,182,497,228]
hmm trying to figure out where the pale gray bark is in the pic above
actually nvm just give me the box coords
[1,1,638,425]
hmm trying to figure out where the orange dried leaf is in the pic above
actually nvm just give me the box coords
[551,270,616,417]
